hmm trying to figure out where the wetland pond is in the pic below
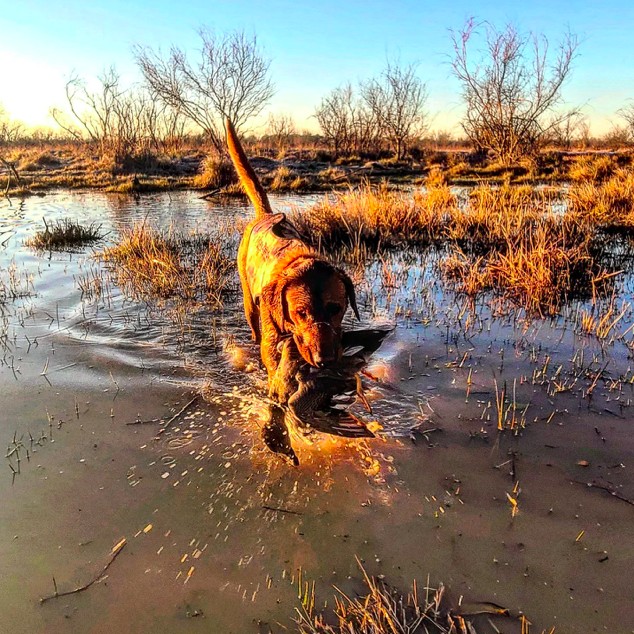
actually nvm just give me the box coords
[1,190,633,634]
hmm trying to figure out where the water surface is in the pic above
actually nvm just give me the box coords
[1,191,633,633]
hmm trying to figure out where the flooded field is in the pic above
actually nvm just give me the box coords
[1,190,633,634]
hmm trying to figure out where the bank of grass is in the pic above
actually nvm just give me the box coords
[3,140,634,196]
[101,224,235,306]
[291,180,456,249]
[26,218,103,250]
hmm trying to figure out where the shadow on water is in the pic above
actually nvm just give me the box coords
[1,191,633,633]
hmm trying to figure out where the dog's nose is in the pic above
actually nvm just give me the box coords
[312,352,328,368]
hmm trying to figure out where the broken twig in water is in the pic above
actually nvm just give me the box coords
[572,480,634,506]
[126,417,162,426]
[262,505,303,516]
[155,395,198,436]
[40,538,127,604]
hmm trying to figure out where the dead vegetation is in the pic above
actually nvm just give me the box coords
[293,175,634,315]
[294,563,535,634]
[568,167,634,229]
[25,218,103,250]
[101,224,235,306]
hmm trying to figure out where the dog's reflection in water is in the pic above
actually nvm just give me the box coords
[261,328,392,465]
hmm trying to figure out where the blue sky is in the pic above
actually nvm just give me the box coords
[1,0,633,135]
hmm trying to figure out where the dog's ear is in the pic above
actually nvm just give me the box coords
[338,270,360,321]
[261,278,290,331]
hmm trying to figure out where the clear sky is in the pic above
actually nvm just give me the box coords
[1,0,632,135]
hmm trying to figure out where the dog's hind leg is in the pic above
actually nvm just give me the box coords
[238,233,261,343]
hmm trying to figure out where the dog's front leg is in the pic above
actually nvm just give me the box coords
[268,338,301,405]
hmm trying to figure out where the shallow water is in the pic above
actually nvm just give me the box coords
[1,191,633,634]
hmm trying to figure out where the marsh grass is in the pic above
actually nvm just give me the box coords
[101,224,235,306]
[295,564,481,634]
[292,181,449,250]
[268,165,311,191]
[193,155,236,190]
[26,218,103,251]
[567,154,618,183]
[568,167,634,229]
[294,180,628,315]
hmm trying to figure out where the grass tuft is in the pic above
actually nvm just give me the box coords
[295,563,480,634]
[101,224,235,306]
[193,155,236,190]
[26,219,103,251]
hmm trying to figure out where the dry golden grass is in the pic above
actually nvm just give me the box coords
[193,155,236,190]
[295,179,623,315]
[567,154,618,183]
[568,167,634,228]
[446,184,546,246]
[442,212,599,315]
[295,564,478,634]
[101,224,234,306]
[268,165,310,191]
[292,181,452,250]
[26,218,103,251]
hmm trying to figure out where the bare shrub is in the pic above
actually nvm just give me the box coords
[618,101,634,143]
[450,19,579,164]
[314,84,379,157]
[50,68,186,166]
[361,62,428,159]
[264,113,296,154]
[135,29,274,152]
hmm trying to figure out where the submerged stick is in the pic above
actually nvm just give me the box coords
[40,538,127,604]
[155,395,198,436]
[572,480,634,506]
[126,418,162,426]
[262,505,303,516]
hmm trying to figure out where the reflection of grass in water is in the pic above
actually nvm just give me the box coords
[26,218,103,250]
[296,562,487,633]
[102,223,236,307]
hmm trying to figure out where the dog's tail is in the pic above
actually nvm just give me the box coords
[225,118,272,217]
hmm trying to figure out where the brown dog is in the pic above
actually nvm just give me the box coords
[225,119,359,400]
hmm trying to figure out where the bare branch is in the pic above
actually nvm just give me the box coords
[450,20,579,163]
[134,30,274,153]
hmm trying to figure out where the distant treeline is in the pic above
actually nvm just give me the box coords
[2,22,634,166]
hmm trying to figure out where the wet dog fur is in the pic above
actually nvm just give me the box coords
[225,118,359,399]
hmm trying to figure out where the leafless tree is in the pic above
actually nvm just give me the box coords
[314,83,380,156]
[134,29,274,152]
[361,62,428,159]
[0,106,23,145]
[51,67,123,147]
[618,101,634,143]
[450,19,579,164]
[51,68,188,161]
[549,112,586,150]
[314,83,357,156]
[265,112,296,153]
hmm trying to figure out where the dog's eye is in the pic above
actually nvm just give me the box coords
[326,302,342,317]
[296,308,308,320]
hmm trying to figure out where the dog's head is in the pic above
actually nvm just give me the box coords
[262,259,359,368]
